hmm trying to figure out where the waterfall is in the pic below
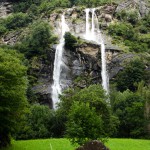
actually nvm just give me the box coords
[84,8,109,94]
[51,14,69,109]
[91,8,96,40]
[101,42,109,94]
[85,8,91,40]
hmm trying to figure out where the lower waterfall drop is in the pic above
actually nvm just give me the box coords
[51,14,69,109]
[84,8,109,95]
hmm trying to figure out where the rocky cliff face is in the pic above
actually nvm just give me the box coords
[0,1,149,108]
[116,0,150,17]
[0,1,12,18]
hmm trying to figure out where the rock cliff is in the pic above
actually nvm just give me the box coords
[0,1,149,108]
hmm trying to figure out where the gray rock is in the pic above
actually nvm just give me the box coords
[116,0,150,17]
[0,2,12,18]
[108,53,135,79]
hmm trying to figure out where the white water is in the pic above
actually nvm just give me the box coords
[84,8,109,94]
[85,8,91,40]
[51,14,69,109]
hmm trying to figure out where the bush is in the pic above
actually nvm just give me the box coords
[58,85,118,141]
[64,32,78,50]
[116,58,146,92]
[70,0,111,7]
[112,90,146,138]
[139,25,148,34]
[116,10,139,25]
[13,0,43,13]
[0,26,7,36]
[66,102,104,145]
[108,23,136,40]
[16,104,53,139]
[16,21,55,58]
[5,13,31,30]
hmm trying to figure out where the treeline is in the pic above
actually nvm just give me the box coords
[11,0,111,14]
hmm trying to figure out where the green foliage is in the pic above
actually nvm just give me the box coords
[16,21,55,58]
[112,90,146,138]
[13,0,43,13]
[138,14,150,32]
[5,13,31,30]
[108,14,150,53]
[66,102,104,145]
[35,0,70,16]
[116,58,147,92]
[0,26,7,36]
[108,23,136,40]
[70,0,111,7]
[0,19,7,36]
[16,104,52,139]
[64,32,78,50]
[115,10,139,25]
[58,85,118,144]
[0,48,28,147]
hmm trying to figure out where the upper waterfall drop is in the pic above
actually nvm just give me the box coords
[51,14,70,109]
[85,8,91,41]
[84,8,109,95]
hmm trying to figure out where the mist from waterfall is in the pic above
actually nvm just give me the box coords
[84,8,109,94]
[51,14,69,109]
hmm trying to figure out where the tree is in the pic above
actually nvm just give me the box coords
[116,58,146,92]
[16,104,53,139]
[113,90,146,138]
[64,32,78,51]
[66,102,103,145]
[5,13,31,30]
[57,85,118,141]
[0,48,28,147]
[16,21,56,58]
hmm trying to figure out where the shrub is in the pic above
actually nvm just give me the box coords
[112,90,146,138]
[70,0,111,7]
[58,85,118,142]
[16,104,53,139]
[66,102,104,145]
[5,13,31,30]
[108,23,135,40]
[116,58,146,92]
[116,10,139,25]
[0,26,7,36]
[64,32,78,50]
[17,21,55,58]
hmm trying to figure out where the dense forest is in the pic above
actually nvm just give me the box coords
[0,0,150,148]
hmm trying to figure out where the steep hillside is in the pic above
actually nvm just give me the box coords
[0,0,150,147]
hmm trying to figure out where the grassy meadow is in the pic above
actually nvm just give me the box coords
[1,138,150,150]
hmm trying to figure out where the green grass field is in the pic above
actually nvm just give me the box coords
[2,138,150,150]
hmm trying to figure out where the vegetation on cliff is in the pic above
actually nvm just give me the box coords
[0,0,150,148]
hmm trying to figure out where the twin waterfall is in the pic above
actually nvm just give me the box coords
[84,8,109,95]
[51,15,69,109]
[51,9,109,109]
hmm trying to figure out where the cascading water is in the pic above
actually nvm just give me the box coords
[91,8,96,40]
[51,14,69,109]
[84,8,109,94]
[85,8,91,40]
[101,41,109,94]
